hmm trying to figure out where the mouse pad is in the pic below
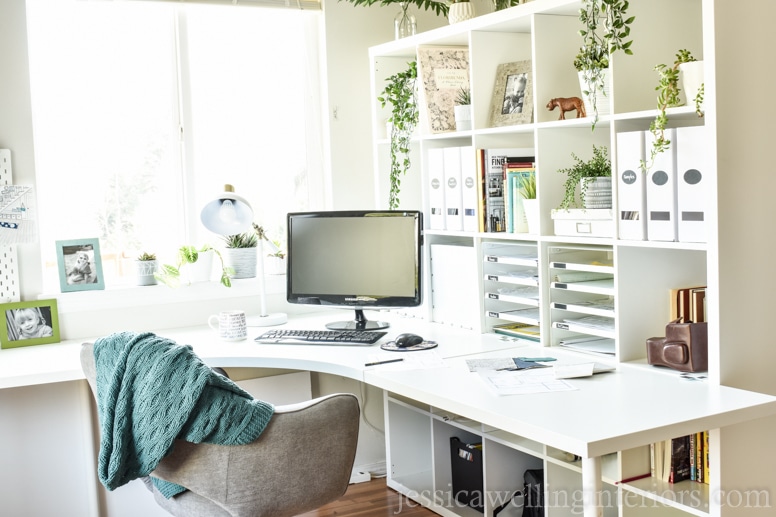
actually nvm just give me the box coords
[381,340,438,352]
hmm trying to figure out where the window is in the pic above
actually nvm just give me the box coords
[26,0,324,289]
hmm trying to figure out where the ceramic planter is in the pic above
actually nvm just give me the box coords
[578,68,611,118]
[135,260,157,286]
[448,2,474,24]
[454,104,473,131]
[223,247,257,279]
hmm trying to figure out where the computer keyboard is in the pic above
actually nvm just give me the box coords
[254,329,387,346]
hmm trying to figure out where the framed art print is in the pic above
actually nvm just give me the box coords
[56,238,105,292]
[488,60,534,128]
[1,299,60,349]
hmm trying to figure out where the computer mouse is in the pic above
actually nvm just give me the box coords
[394,333,424,348]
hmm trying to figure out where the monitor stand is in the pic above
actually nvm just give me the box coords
[325,309,389,331]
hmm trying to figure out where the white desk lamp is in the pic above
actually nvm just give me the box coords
[200,184,287,327]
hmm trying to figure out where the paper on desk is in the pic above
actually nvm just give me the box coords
[477,368,577,396]
[365,350,446,370]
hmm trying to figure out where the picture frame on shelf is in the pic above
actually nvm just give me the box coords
[0,299,60,349]
[55,238,105,292]
[489,60,534,128]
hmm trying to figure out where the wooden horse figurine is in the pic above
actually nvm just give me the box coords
[546,97,586,120]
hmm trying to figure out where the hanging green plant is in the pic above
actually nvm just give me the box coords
[377,61,419,210]
[575,0,635,129]
[557,145,611,210]
[641,49,705,173]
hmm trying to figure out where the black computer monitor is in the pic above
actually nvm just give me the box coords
[286,210,423,330]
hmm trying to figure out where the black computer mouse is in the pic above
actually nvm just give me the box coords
[394,333,424,348]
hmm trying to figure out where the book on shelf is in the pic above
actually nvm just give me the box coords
[416,46,469,134]
[492,322,540,341]
[477,148,535,233]
[669,285,706,323]
[504,165,535,234]
[651,431,709,484]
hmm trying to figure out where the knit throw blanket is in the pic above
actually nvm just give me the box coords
[94,331,275,498]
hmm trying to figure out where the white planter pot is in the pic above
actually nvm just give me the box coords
[135,260,158,286]
[448,2,474,24]
[182,250,214,284]
[522,198,540,234]
[581,177,612,209]
[578,69,611,118]
[223,247,257,279]
[679,60,704,108]
[454,104,473,131]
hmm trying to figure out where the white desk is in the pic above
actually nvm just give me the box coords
[2,311,776,517]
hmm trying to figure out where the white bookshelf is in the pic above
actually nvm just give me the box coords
[369,1,776,515]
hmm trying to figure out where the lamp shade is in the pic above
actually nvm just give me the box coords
[200,184,254,235]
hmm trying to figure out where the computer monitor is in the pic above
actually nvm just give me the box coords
[286,210,423,330]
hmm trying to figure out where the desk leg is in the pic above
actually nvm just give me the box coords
[581,456,603,517]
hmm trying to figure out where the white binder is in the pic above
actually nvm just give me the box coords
[459,146,479,232]
[616,130,647,240]
[443,146,464,231]
[427,148,446,230]
[676,125,708,243]
[646,128,678,242]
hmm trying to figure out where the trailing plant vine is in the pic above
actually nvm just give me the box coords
[641,49,704,173]
[575,0,635,129]
[378,61,419,210]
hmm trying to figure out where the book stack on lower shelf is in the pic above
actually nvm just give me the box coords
[651,431,709,484]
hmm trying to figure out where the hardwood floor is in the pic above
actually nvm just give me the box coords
[298,477,437,516]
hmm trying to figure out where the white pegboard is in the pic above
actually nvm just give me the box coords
[0,150,21,302]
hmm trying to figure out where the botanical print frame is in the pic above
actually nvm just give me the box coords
[488,60,534,128]
[56,238,105,292]
[0,299,60,349]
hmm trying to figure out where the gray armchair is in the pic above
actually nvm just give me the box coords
[80,342,360,517]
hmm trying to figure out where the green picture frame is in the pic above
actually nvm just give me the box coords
[0,299,60,349]
[55,238,105,292]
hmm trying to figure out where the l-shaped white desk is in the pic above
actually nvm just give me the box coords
[2,311,776,517]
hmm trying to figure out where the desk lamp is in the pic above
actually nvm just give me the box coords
[201,184,287,327]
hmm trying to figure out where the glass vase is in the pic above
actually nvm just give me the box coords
[394,2,417,40]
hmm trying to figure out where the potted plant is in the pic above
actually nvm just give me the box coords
[377,61,419,210]
[448,0,474,24]
[557,145,612,210]
[642,49,704,172]
[516,173,539,234]
[491,0,520,12]
[575,0,635,128]
[135,252,158,286]
[222,230,258,279]
[155,244,233,288]
[453,86,472,131]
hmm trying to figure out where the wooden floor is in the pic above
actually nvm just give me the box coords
[298,477,437,517]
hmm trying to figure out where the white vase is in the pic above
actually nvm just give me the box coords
[182,250,214,284]
[522,198,540,234]
[679,60,704,109]
[578,69,611,118]
[454,104,473,131]
[448,2,474,24]
[135,260,157,286]
[223,247,257,279]
[581,177,612,209]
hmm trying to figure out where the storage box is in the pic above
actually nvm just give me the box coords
[551,209,614,238]
[450,437,484,513]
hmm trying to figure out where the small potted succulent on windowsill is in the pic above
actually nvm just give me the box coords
[222,230,258,279]
[135,252,158,286]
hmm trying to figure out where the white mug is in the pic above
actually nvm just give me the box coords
[208,310,247,341]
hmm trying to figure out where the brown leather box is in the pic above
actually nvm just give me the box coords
[647,320,708,373]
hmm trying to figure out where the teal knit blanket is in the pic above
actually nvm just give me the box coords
[94,331,275,498]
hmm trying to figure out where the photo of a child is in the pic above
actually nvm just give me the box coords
[8,307,53,340]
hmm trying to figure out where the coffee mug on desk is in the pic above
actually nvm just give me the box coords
[208,310,247,341]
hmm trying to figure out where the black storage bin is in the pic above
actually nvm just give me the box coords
[450,436,484,513]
